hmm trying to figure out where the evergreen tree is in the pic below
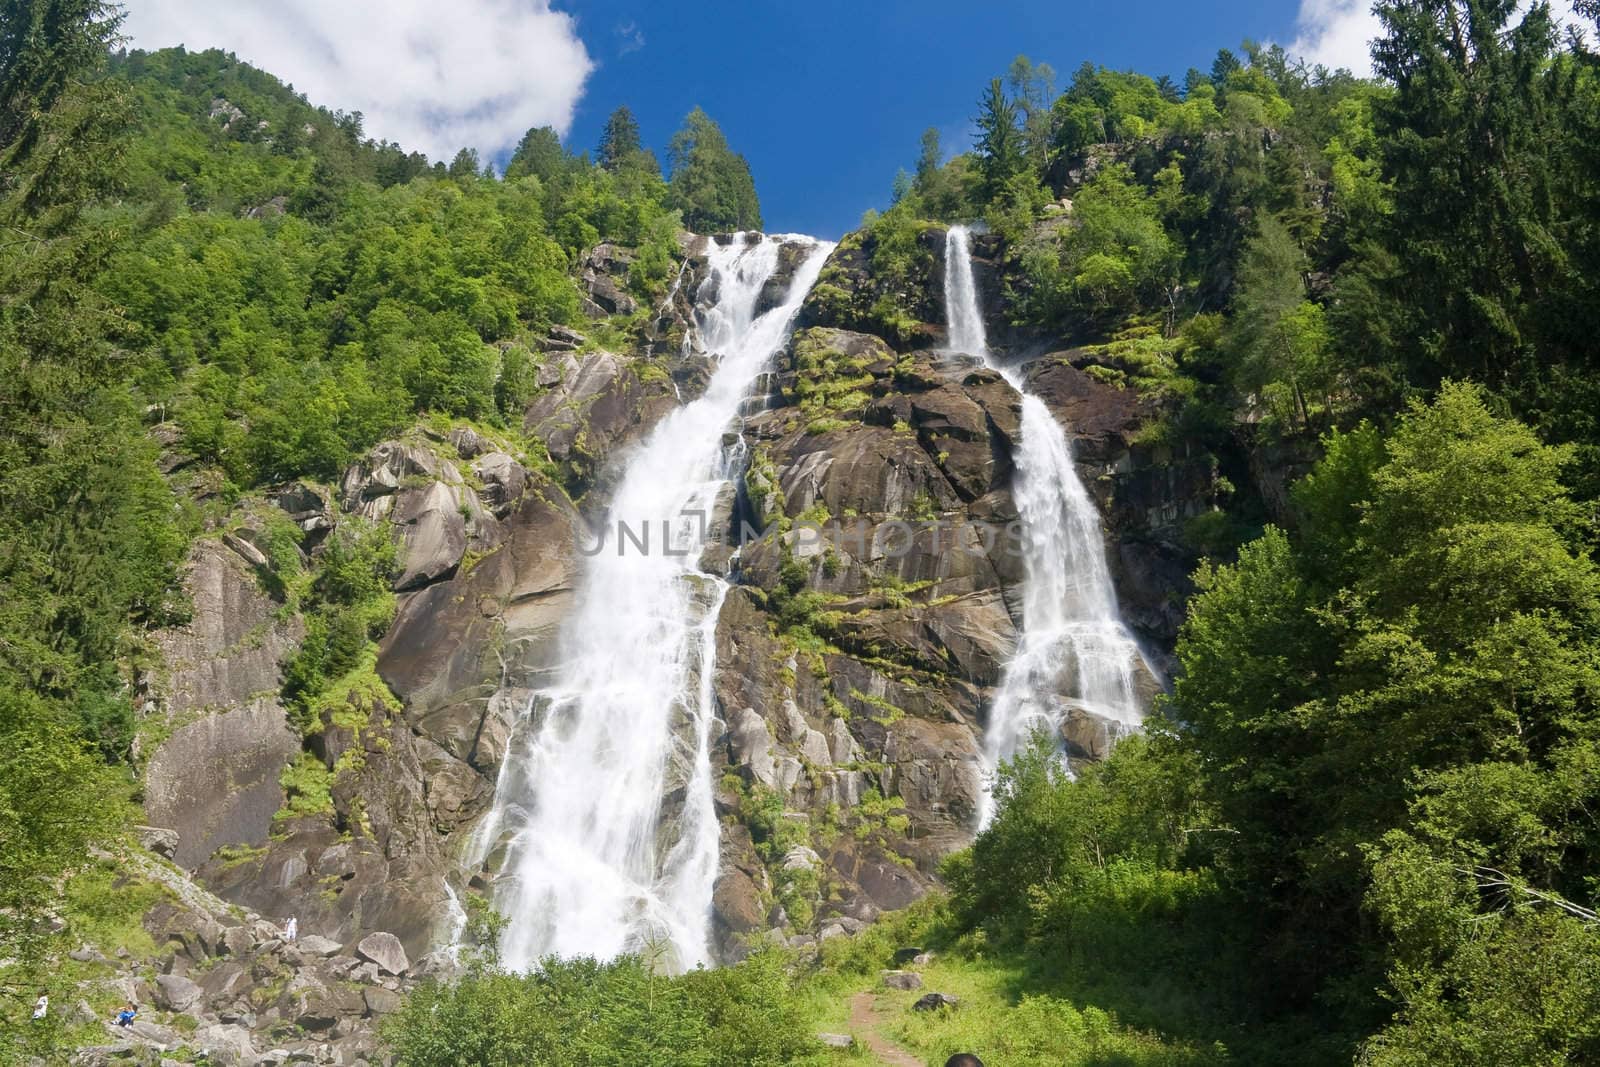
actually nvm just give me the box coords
[596,104,643,171]
[1369,0,1562,386]
[505,124,566,182]
[665,106,761,232]
[448,146,481,179]
[974,77,1023,201]
[1226,214,1334,430]
[914,126,941,190]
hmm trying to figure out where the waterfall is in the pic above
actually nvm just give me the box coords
[941,225,1155,827]
[481,233,833,972]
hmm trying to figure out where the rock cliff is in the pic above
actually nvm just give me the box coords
[120,223,1223,1059]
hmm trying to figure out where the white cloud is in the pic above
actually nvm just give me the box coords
[121,1,593,163]
[1289,0,1587,77]
[1289,0,1380,75]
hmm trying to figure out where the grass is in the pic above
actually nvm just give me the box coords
[60,857,171,958]
[791,885,1345,1067]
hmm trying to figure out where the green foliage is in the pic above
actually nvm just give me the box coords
[597,105,658,178]
[281,518,398,733]
[384,950,822,1066]
[1014,163,1176,330]
[791,327,877,430]
[278,751,335,819]
[665,106,761,232]
[1224,213,1336,431]
[504,125,567,182]
[1175,383,1600,1026]
[949,733,1206,932]
[975,77,1024,200]
[0,691,129,964]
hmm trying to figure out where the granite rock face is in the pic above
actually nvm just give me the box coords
[142,539,305,869]
[128,222,1222,1003]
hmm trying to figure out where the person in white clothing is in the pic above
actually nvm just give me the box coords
[32,992,47,1020]
[284,916,297,942]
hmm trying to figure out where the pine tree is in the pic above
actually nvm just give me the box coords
[665,107,761,232]
[1369,0,1561,386]
[914,127,941,191]
[974,77,1023,201]
[505,125,566,182]
[596,105,643,171]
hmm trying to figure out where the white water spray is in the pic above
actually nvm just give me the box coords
[941,225,1155,827]
[481,234,833,971]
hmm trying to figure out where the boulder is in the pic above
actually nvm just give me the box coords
[362,986,404,1016]
[727,707,778,790]
[472,452,526,517]
[1060,705,1131,762]
[446,426,488,459]
[354,932,409,977]
[816,1033,854,1049]
[912,992,961,1011]
[881,970,923,991]
[153,971,202,1013]
[135,825,180,859]
[295,985,364,1031]
[192,1023,256,1067]
[127,1019,182,1046]
[295,934,343,958]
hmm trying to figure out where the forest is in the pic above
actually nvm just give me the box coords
[4,0,1600,1063]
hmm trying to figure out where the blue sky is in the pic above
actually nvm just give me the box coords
[124,1,1387,239]
[561,1,1318,237]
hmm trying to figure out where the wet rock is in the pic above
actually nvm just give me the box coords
[1060,705,1131,762]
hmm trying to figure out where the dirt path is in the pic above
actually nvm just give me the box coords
[848,991,924,1066]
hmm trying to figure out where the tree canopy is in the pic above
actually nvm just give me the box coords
[665,106,761,233]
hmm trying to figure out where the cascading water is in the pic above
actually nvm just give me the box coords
[479,234,833,972]
[941,225,1156,827]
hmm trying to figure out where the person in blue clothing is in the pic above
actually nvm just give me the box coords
[115,1004,137,1027]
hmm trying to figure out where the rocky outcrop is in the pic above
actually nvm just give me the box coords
[142,539,305,869]
[378,468,581,780]
[702,327,1034,955]
[129,219,1223,995]
[196,684,467,965]
[580,243,641,318]
[71,848,424,1066]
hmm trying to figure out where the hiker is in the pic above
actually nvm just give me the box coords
[115,1004,137,1028]
[944,1056,984,1067]
[284,916,298,942]
[31,992,47,1020]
